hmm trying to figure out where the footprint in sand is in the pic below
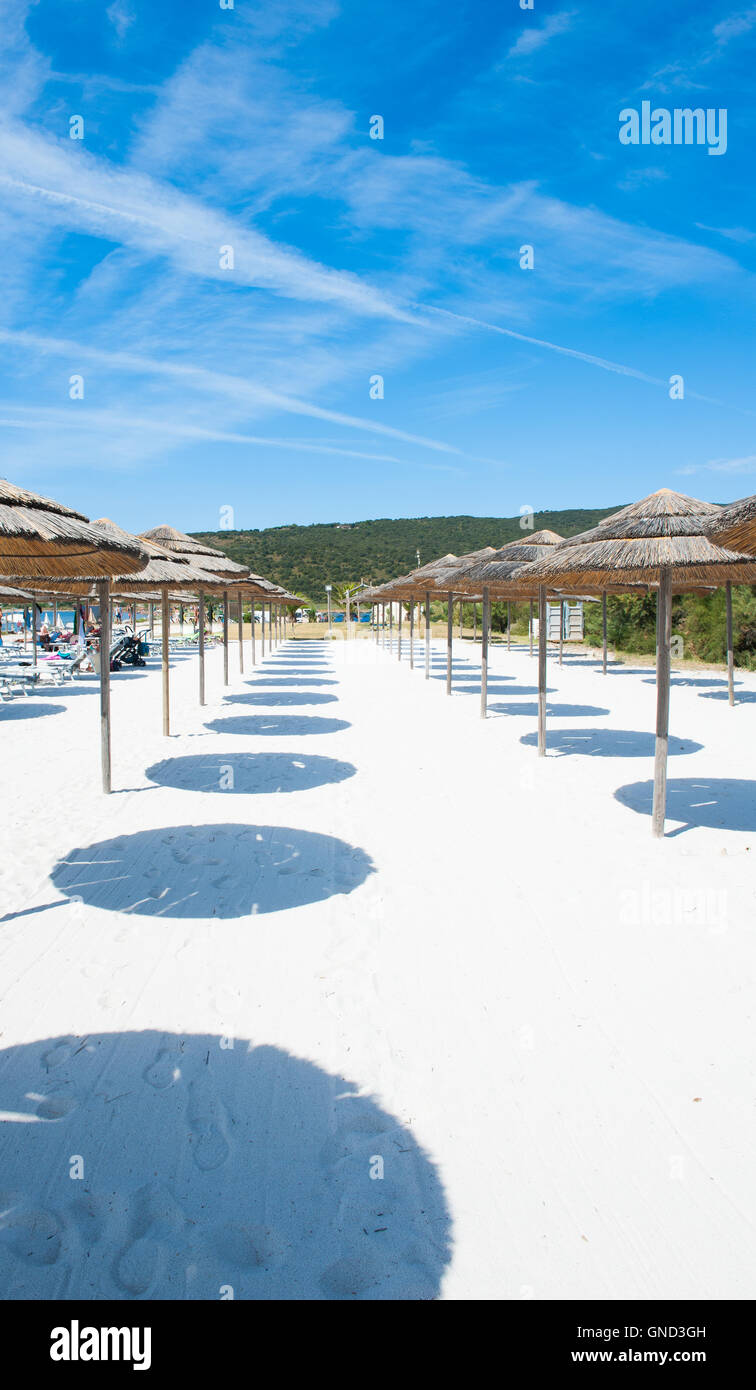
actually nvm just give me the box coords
[41,1039,75,1071]
[187,1076,230,1171]
[143,1035,182,1089]
[0,1207,62,1267]
[211,1222,282,1269]
[319,1251,383,1297]
[115,1236,160,1295]
[115,1183,187,1296]
[36,1090,78,1120]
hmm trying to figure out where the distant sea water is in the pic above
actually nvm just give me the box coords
[1,606,77,631]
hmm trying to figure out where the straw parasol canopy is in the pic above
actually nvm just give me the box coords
[369,554,460,601]
[439,531,564,596]
[705,493,756,556]
[519,488,756,837]
[27,518,236,597]
[519,490,756,590]
[140,524,251,578]
[0,479,147,579]
[0,582,35,602]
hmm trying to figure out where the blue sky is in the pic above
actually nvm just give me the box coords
[1,0,755,532]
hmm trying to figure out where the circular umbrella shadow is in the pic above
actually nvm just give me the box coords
[0,1032,450,1300]
[700,689,756,703]
[615,777,756,834]
[490,703,609,718]
[205,716,350,737]
[51,823,374,918]
[0,702,66,720]
[226,692,337,707]
[520,728,703,757]
[246,678,338,687]
[144,753,356,795]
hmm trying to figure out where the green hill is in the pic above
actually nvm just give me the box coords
[192,507,622,603]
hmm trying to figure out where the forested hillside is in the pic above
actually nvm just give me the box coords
[193,507,621,602]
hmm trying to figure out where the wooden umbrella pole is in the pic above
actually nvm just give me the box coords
[507,601,511,651]
[652,567,672,838]
[473,602,477,642]
[459,603,463,640]
[529,600,534,657]
[161,585,170,736]
[409,598,415,670]
[538,584,547,756]
[238,595,245,673]
[602,592,608,675]
[425,589,431,680]
[222,588,229,686]
[446,592,453,695]
[559,601,564,666]
[481,586,490,720]
[32,600,37,667]
[250,599,256,666]
[261,600,266,656]
[97,578,112,793]
[397,600,403,661]
[375,604,379,644]
[726,581,735,706]
[198,588,206,706]
[389,601,393,650]
[149,600,154,637]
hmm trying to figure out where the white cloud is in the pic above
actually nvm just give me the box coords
[0,125,412,323]
[507,11,575,59]
[106,2,136,41]
[0,404,404,465]
[0,328,461,456]
[679,454,756,475]
[696,223,756,244]
[713,6,756,46]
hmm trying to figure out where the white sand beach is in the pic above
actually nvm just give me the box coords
[0,634,754,1300]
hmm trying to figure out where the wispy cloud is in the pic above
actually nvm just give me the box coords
[696,223,756,244]
[106,2,136,42]
[0,125,411,322]
[679,454,756,476]
[0,328,462,455]
[0,404,406,465]
[507,10,575,59]
[713,6,756,47]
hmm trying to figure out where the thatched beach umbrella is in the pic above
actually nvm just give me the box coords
[705,496,756,701]
[370,555,459,676]
[140,525,262,702]
[444,531,564,717]
[95,520,237,732]
[706,494,756,555]
[0,481,147,792]
[0,479,146,579]
[28,519,229,744]
[520,489,756,836]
